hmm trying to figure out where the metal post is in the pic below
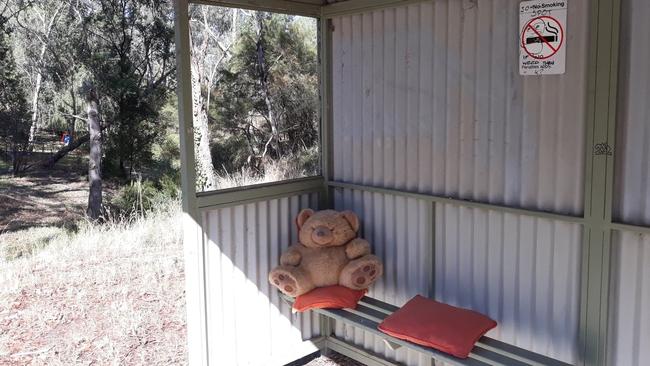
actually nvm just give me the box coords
[579,0,621,364]
[318,14,336,348]
[319,16,334,211]
[173,1,210,365]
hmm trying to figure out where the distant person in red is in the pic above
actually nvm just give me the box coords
[61,131,72,146]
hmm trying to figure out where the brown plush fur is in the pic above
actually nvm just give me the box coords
[269,209,383,297]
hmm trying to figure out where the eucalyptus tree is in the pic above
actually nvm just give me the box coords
[77,0,175,178]
[71,0,175,218]
[189,5,241,191]
[0,0,31,174]
[12,0,65,146]
[214,14,319,175]
[0,21,29,174]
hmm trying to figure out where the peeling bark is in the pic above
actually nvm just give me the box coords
[190,33,218,191]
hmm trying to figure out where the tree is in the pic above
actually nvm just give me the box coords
[85,83,102,220]
[189,5,240,191]
[0,13,30,175]
[78,0,175,178]
[66,0,175,217]
[214,14,319,175]
[12,0,65,147]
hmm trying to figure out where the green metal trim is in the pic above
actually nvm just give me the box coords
[189,0,321,17]
[328,181,585,224]
[318,15,336,343]
[578,0,622,365]
[175,0,198,217]
[427,202,435,299]
[196,176,324,209]
[173,1,209,365]
[321,0,428,18]
[609,222,650,236]
[319,16,334,209]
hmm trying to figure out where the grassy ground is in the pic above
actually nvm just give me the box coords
[0,200,186,365]
[0,149,356,365]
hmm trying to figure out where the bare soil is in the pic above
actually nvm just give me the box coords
[0,152,116,233]
[0,171,88,233]
[304,352,366,366]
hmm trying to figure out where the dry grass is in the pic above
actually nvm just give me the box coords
[215,152,318,190]
[0,199,187,366]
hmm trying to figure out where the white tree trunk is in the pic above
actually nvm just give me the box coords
[26,4,63,146]
[191,49,218,191]
[28,69,43,144]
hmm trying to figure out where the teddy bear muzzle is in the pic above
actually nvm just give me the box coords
[311,226,333,245]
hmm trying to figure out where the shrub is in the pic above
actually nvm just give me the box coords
[112,179,163,215]
[2,226,69,261]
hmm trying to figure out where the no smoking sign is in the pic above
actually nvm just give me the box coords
[519,1,567,75]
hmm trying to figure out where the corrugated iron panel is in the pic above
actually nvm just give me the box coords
[333,188,434,366]
[609,1,650,364]
[202,193,321,365]
[435,204,582,364]
[331,0,590,216]
[613,0,650,226]
[608,232,650,366]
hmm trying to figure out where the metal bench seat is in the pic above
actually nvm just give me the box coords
[282,294,571,366]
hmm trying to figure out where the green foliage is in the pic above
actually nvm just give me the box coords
[77,0,176,177]
[212,13,319,178]
[112,180,163,215]
[0,29,30,173]
[111,175,179,217]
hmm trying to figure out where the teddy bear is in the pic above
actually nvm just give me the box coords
[268,208,383,297]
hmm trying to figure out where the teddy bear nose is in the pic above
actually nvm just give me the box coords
[312,227,332,244]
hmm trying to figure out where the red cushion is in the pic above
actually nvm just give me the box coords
[293,286,367,313]
[377,295,497,359]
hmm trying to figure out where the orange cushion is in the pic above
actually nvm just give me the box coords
[377,295,497,359]
[293,286,367,313]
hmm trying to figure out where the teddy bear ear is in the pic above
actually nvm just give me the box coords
[341,210,360,232]
[296,209,315,230]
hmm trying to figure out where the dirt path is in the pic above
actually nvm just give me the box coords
[0,171,89,233]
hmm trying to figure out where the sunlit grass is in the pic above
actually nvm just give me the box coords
[0,198,187,365]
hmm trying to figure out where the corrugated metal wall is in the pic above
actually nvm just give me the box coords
[609,0,650,365]
[331,0,589,216]
[333,188,434,366]
[202,193,321,365]
[330,1,590,365]
[609,232,650,366]
[435,204,581,364]
[613,0,650,227]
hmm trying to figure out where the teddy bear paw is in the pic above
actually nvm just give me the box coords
[269,269,299,297]
[351,263,380,287]
[341,256,383,290]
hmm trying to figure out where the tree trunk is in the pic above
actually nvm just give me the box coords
[68,78,77,135]
[190,55,218,191]
[190,22,218,191]
[86,87,102,221]
[27,5,63,147]
[28,70,44,145]
[255,15,282,159]
[41,134,89,169]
